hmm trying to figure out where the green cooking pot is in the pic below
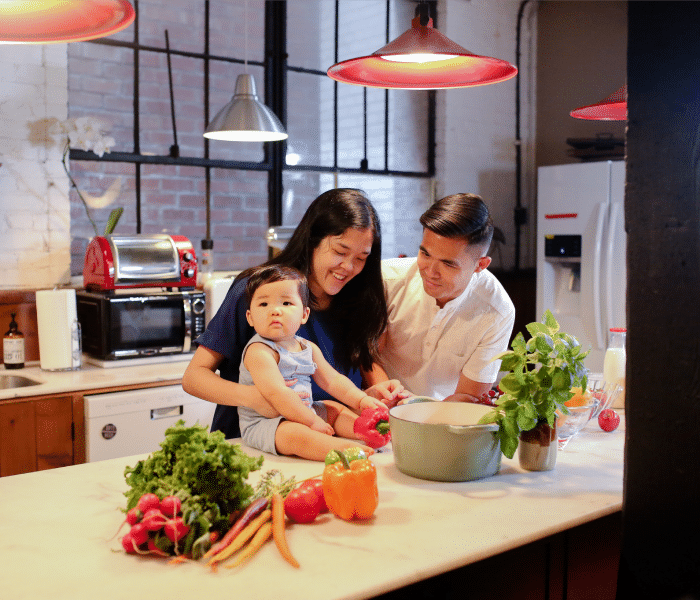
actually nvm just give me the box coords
[389,398,501,482]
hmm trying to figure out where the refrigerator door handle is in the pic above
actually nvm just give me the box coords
[605,202,622,330]
[592,202,606,350]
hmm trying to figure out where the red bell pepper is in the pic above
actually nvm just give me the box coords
[353,407,391,449]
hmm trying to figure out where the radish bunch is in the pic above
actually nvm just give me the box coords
[120,493,190,556]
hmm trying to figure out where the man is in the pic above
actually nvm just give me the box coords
[368,193,515,403]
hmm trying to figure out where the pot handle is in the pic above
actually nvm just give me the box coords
[447,425,471,435]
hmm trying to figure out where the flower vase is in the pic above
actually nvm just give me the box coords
[518,419,557,471]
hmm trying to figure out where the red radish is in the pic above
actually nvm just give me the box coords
[137,493,161,514]
[121,531,138,554]
[111,507,143,540]
[142,508,168,531]
[160,495,181,517]
[129,522,149,546]
[126,507,142,525]
[164,517,190,543]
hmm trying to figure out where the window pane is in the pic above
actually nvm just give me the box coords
[209,0,264,64]
[282,171,432,260]
[337,1,387,63]
[287,0,334,72]
[137,0,205,54]
[69,161,137,274]
[139,50,205,158]
[336,85,388,170]
[67,43,134,152]
[287,71,334,167]
[388,90,429,172]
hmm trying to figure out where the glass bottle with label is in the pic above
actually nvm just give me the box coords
[603,327,626,408]
[198,239,214,287]
[3,313,25,369]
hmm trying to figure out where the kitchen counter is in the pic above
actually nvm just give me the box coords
[0,415,624,600]
[0,355,191,401]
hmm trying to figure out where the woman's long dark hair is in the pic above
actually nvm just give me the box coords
[237,188,386,372]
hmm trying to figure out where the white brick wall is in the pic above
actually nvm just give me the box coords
[0,44,70,290]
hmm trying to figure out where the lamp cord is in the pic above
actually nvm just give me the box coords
[417,1,430,26]
[244,0,248,72]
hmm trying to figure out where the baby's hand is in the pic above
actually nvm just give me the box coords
[359,395,388,411]
[310,415,334,436]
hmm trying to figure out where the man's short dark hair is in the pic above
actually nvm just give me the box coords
[245,265,310,307]
[419,193,494,253]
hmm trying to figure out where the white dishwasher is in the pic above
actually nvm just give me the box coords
[84,385,217,462]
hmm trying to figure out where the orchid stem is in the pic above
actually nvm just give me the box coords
[63,144,99,237]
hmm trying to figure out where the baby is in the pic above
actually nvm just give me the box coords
[237,264,387,461]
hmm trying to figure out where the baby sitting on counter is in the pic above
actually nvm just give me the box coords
[236,265,386,461]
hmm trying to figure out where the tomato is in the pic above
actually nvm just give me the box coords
[284,484,322,523]
[299,478,328,513]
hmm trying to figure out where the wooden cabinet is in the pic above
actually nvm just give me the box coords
[0,394,78,476]
[0,379,177,477]
[376,511,622,600]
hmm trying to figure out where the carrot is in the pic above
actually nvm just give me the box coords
[225,522,273,569]
[207,509,271,567]
[201,497,268,561]
[271,492,300,568]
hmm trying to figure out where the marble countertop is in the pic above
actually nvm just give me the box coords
[0,415,625,600]
[0,355,191,401]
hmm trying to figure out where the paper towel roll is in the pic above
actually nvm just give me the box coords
[36,289,82,371]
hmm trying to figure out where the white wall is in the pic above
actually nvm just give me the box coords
[436,0,538,271]
[0,44,70,290]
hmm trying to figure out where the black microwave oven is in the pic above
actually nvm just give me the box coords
[76,289,205,360]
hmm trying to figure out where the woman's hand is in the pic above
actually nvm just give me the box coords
[364,379,411,408]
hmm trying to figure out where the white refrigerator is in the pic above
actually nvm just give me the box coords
[536,160,626,373]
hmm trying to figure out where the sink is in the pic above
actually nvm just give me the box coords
[0,373,42,390]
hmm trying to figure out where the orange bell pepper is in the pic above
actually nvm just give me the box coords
[322,449,378,521]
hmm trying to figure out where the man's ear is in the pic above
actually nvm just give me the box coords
[475,256,492,273]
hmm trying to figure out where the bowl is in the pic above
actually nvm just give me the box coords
[389,398,501,482]
[555,376,623,449]
[556,403,597,449]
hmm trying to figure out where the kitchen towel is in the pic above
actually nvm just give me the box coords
[36,289,82,371]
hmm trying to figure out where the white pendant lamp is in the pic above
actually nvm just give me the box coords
[204,73,288,142]
[204,0,287,143]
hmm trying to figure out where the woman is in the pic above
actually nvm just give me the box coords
[182,188,403,440]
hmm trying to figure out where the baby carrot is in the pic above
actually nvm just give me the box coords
[225,522,273,568]
[207,509,271,567]
[271,492,300,568]
[201,497,268,561]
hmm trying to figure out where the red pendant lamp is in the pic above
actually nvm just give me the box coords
[327,3,517,90]
[0,0,135,44]
[570,85,627,121]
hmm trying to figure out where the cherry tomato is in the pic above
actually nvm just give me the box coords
[284,484,322,523]
[299,479,328,513]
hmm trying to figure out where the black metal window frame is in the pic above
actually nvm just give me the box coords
[69,0,435,233]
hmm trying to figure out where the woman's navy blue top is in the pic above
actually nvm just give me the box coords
[195,276,362,439]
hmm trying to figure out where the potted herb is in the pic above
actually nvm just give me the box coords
[479,310,589,471]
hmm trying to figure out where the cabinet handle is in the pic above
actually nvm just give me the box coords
[150,405,183,420]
